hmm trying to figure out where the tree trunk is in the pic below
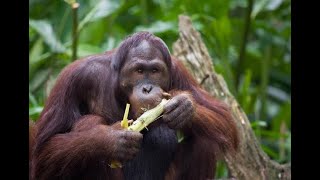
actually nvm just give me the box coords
[172,15,291,180]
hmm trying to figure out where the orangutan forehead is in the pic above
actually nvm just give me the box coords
[136,40,151,51]
[127,40,164,60]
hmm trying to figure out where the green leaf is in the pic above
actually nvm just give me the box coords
[251,120,267,129]
[211,16,231,56]
[266,0,284,11]
[230,0,247,9]
[29,39,44,65]
[251,0,269,19]
[215,161,228,178]
[252,0,285,19]
[29,52,52,80]
[256,130,289,139]
[77,44,103,57]
[45,75,58,98]
[29,38,43,64]
[78,0,121,31]
[29,19,66,53]
[134,21,177,34]
[238,69,252,112]
[261,144,278,159]
[29,92,38,106]
[64,0,76,6]
[29,106,44,116]
[101,37,117,51]
[271,101,291,131]
[30,68,52,92]
[267,86,290,102]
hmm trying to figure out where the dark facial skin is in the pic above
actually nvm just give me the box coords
[119,40,195,130]
[119,40,170,118]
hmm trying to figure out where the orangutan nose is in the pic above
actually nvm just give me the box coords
[142,85,153,94]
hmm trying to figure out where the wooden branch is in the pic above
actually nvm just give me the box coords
[172,15,291,180]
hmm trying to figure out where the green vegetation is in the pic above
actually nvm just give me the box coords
[29,0,291,177]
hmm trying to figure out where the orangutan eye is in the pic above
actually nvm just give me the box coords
[152,68,158,73]
[137,68,143,74]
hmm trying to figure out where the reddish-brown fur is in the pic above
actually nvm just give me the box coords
[29,32,238,180]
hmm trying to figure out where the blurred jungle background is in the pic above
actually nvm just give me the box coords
[29,0,291,178]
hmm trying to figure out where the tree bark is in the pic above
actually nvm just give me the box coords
[172,15,291,180]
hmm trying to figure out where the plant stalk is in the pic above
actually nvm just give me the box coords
[72,3,79,61]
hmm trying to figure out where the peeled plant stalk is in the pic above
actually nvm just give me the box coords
[110,99,169,168]
[127,99,168,131]
[121,103,130,129]
[110,103,130,168]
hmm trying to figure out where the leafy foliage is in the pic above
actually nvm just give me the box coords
[29,0,291,177]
